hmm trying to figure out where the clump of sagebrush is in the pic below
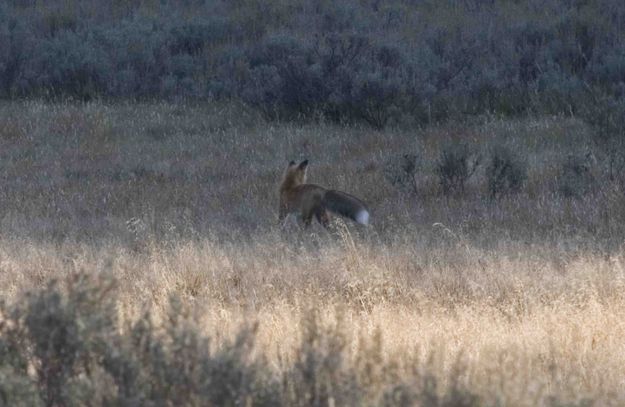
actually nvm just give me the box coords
[0,273,280,406]
[0,272,487,406]
[243,33,409,127]
[283,309,363,406]
[486,145,527,198]
[5,0,625,127]
[558,153,595,198]
[436,143,480,194]
[579,92,625,183]
[383,153,421,195]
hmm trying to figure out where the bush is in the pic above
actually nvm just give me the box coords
[486,145,527,198]
[0,273,280,406]
[436,143,480,194]
[169,19,233,56]
[244,33,414,126]
[3,0,625,126]
[384,153,421,195]
[25,30,111,100]
[578,91,625,182]
[349,66,405,129]
[558,153,595,197]
[0,271,489,406]
[0,17,33,98]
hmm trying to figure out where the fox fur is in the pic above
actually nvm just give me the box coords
[279,160,370,228]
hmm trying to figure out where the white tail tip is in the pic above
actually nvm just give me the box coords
[355,210,369,225]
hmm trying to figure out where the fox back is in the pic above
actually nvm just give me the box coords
[279,160,369,227]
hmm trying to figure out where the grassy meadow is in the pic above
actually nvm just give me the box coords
[0,101,624,405]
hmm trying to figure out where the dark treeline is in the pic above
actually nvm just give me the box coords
[2,0,625,127]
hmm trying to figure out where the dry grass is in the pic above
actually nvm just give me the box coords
[1,101,624,405]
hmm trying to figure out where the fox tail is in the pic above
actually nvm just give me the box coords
[322,190,370,225]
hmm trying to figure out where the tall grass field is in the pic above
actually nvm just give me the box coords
[0,101,624,405]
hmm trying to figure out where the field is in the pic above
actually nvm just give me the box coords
[0,101,624,405]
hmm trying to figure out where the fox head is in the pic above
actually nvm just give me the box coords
[281,159,308,190]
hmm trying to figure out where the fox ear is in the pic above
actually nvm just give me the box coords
[299,160,309,170]
[288,160,296,167]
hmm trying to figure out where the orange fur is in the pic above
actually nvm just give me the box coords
[279,160,369,228]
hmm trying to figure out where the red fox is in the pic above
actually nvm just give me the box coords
[279,160,370,228]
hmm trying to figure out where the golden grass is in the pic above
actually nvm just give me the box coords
[2,232,625,405]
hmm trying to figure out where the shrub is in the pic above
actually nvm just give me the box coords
[96,18,171,98]
[285,310,363,406]
[3,0,625,126]
[349,67,405,129]
[0,273,280,406]
[578,91,625,181]
[0,274,118,406]
[243,32,415,126]
[244,64,284,119]
[0,271,489,406]
[384,153,421,195]
[558,153,595,197]
[486,145,527,198]
[243,34,316,119]
[169,19,233,56]
[0,17,33,98]
[25,30,111,100]
[436,143,480,194]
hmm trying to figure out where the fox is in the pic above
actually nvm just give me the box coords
[279,159,370,228]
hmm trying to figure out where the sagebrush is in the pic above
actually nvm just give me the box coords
[3,0,625,126]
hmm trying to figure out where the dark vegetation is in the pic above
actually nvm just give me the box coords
[2,0,625,127]
[486,145,527,199]
[557,152,595,197]
[0,272,484,406]
[436,142,481,194]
